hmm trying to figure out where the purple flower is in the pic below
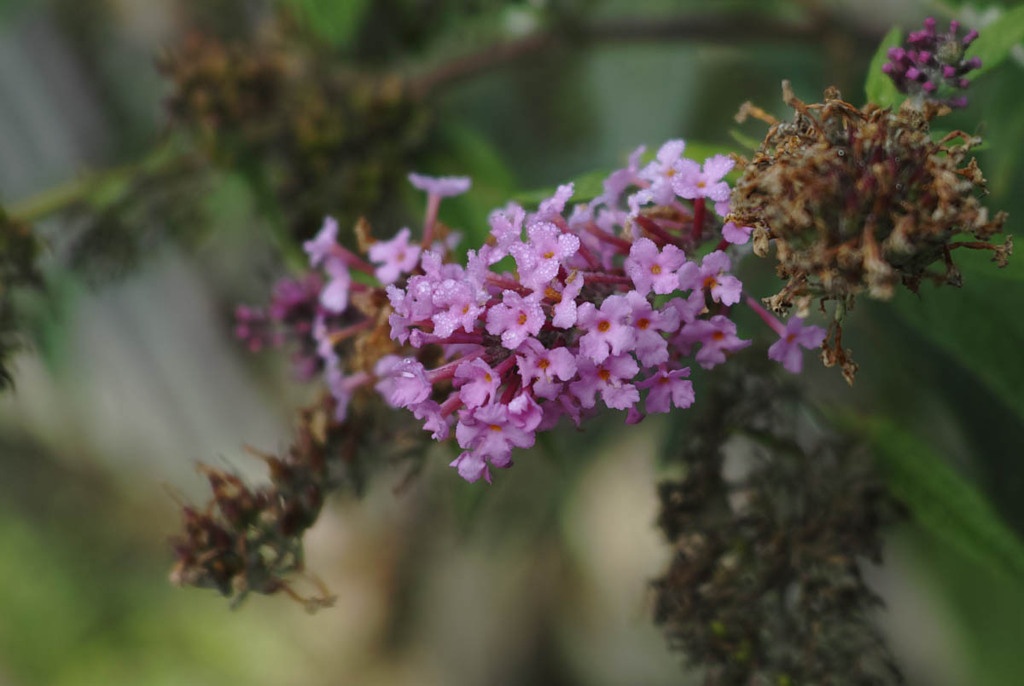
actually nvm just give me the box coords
[677,250,742,305]
[517,339,577,400]
[576,294,635,363]
[722,222,754,245]
[454,358,502,408]
[551,271,584,329]
[509,221,580,290]
[455,402,536,471]
[570,354,640,410]
[530,183,575,225]
[374,355,432,408]
[637,139,689,206]
[368,227,421,285]
[408,173,471,198]
[767,317,827,373]
[665,290,707,326]
[326,369,370,422]
[411,399,450,440]
[674,315,751,369]
[672,154,733,202]
[485,291,545,350]
[637,366,694,413]
[320,257,351,313]
[625,291,680,367]
[624,237,685,295]
[304,216,338,268]
[430,280,485,338]
[488,203,526,255]
[507,391,543,433]
[601,145,645,207]
[449,451,490,483]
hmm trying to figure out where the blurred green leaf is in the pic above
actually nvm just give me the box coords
[891,275,1024,418]
[969,6,1024,79]
[856,415,1024,583]
[281,0,371,47]
[729,129,762,152]
[865,26,904,108]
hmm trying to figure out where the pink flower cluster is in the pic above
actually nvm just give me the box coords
[238,143,828,484]
[378,141,763,483]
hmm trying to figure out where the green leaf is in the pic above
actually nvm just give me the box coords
[968,6,1024,79]
[729,128,762,152]
[858,415,1024,583]
[865,26,905,108]
[280,0,370,47]
[891,275,1024,417]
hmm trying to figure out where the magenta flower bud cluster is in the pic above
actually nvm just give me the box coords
[882,17,981,108]
[236,141,828,484]
[235,273,326,380]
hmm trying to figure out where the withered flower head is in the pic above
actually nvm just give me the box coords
[169,391,430,610]
[730,83,1010,381]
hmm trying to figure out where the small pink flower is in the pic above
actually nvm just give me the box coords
[637,366,693,413]
[374,355,432,408]
[677,250,742,305]
[570,353,640,410]
[304,216,338,268]
[517,339,577,400]
[488,203,526,255]
[485,291,545,350]
[509,221,580,290]
[530,183,574,224]
[637,139,688,206]
[674,315,751,369]
[408,173,471,198]
[625,291,680,367]
[624,237,686,296]
[454,358,502,408]
[722,222,754,245]
[672,154,733,202]
[430,280,484,338]
[449,451,490,483]
[368,227,421,285]
[601,145,646,207]
[768,317,827,373]
[319,257,351,313]
[551,271,585,329]
[411,399,450,440]
[456,403,535,468]
[577,294,635,363]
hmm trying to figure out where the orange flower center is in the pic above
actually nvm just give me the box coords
[597,321,611,332]
[712,331,726,341]
[637,318,650,330]
[650,264,662,275]
[598,369,611,381]
[518,313,528,325]
[538,358,550,370]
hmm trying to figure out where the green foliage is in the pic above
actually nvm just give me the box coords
[968,5,1024,78]
[891,275,1024,420]
[280,0,372,47]
[858,415,1024,583]
[864,26,904,108]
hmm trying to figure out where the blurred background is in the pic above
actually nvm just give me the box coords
[0,0,1023,684]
